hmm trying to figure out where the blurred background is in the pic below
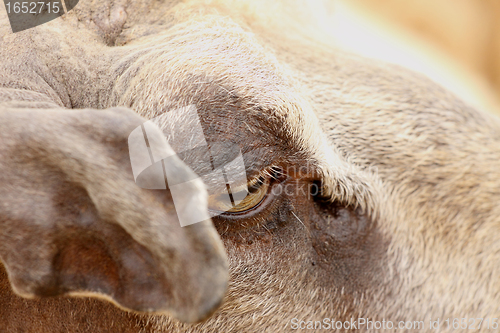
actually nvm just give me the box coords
[327,0,500,115]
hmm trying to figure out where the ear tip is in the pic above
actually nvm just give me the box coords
[64,274,226,323]
[169,277,228,323]
[2,237,229,324]
[165,257,229,323]
[110,265,229,323]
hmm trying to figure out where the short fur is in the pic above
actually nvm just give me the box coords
[0,0,499,332]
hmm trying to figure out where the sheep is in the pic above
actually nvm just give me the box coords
[1,0,499,331]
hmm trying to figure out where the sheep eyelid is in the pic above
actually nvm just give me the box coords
[212,167,286,217]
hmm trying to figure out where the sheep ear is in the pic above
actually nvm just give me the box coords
[0,108,228,323]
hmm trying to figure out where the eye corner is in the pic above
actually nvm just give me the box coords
[310,180,331,202]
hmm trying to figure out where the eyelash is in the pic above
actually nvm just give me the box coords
[219,166,285,217]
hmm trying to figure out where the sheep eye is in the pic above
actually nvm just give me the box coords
[208,176,270,214]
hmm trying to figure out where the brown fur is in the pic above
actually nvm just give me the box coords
[0,0,499,332]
